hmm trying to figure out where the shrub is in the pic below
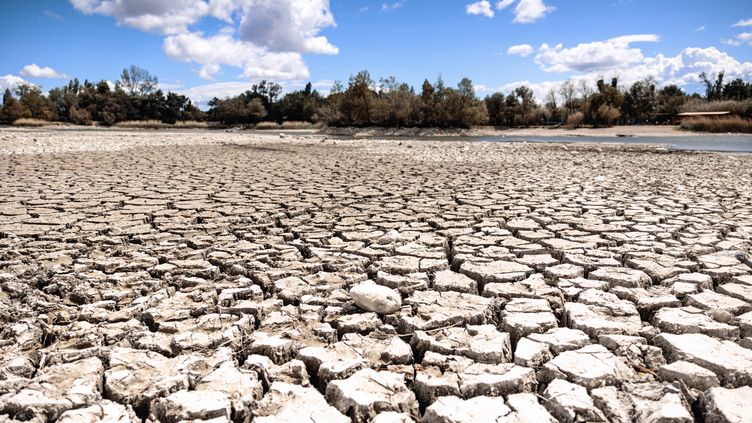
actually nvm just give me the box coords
[254,121,316,130]
[566,112,584,128]
[680,116,752,133]
[679,99,752,117]
[11,118,50,127]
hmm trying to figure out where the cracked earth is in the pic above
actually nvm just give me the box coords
[1,128,751,422]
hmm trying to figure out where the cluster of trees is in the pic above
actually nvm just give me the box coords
[0,66,203,125]
[2,65,751,128]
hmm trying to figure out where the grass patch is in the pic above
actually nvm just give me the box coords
[114,120,209,129]
[254,121,317,130]
[680,116,752,133]
[11,118,52,127]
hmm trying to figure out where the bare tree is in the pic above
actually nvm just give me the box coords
[117,65,158,96]
[558,80,576,115]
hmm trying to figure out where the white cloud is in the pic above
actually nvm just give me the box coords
[164,32,310,80]
[466,1,494,18]
[19,64,68,79]
[238,0,338,54]
[468,0,554,23]
[512,0,554,23]
[535,34,659,73]
[0,75,28,93]
[70,0,338,81]
[722,33,752,47]
[732,18,752,27]
[178,79,332,107]
[381,2,404,12]
[507,44,533,57]
[497,45,752,101]
[694,25,705,32]
[496,0,514,9]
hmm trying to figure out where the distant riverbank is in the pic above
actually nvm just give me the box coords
[321,125,749,138]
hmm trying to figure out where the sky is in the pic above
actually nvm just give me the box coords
[1,0,751,107]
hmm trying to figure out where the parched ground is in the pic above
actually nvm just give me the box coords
[1,128,752,422]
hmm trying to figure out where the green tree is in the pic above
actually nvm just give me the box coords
[485,92,505,126]
[0,89,25,122]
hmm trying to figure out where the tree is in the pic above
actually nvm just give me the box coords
[623,79,655,123]
[15,83,54,120]
[117,65,158,96]
[0,89,25,123]
[345,70,375,125]
[699,71,724,101]
[558,80,577,116]
[485,93,505,126]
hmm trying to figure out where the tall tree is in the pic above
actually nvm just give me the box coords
[117,65,158,96]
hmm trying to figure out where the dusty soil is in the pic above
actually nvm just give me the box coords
[1,128,751,422]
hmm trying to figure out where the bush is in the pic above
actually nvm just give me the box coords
[113,120,209,129]
[566,112,584,128]
[680,116,752,133]
[679,99,752,117]
[254,121,316,130]
[11,118,50,127]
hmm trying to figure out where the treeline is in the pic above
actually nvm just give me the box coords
[0,66,204,125]
[2,65,752,128]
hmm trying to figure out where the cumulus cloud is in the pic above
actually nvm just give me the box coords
[535,34,660,73]
[495,0,515,9]
[163,32,310,80]
[732,18,752,27]
[466,1,494,18]
[178,79,333,107]
[497,44,752,101]
[238,0,337,54]
[507,44,533,57]
[723,32,752,47]
[19,64,68,79]
[467,0,554,23]
[70,0,338,80]
[512,0,555,23]
[0,75,28,93]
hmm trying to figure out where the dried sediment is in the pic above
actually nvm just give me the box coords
[0,128,751,422]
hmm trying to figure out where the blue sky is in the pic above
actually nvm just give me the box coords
[1,0,751,106]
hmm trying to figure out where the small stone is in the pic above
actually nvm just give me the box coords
[350,281,402,314]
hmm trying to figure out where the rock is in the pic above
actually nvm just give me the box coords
[104,347,230,415]
[433,270,478,295]
[326,368,419,423]
[195,362,263,420]
[658,360,720,391]
[700,386,752,423]
[685,290,752,316]
[396,291,495,332]
[505,393,557,422]
[459,260,533,289]
[254,382,349,423]
[542,378,606,422]
[591,386,633,423]
[457,362,537,398]
[653,333,752,387]
[423,396,511,423]
[350,281,402,314]
[540,344,636,389]
[148,390,231,422]
[56,400,139,422]
[527,327,591,354]
[411,325,511,364]
[513,337,552,368]
[589,267,651,288]
[652,307,740,339]
[0,357,104,421]
[371,411,415,423]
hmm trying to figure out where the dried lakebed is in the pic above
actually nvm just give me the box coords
[0,129,751,422]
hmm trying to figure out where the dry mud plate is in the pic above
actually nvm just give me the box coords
[1,128,752,422]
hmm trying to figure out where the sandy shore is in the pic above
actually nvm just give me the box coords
[0,129,751,421]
